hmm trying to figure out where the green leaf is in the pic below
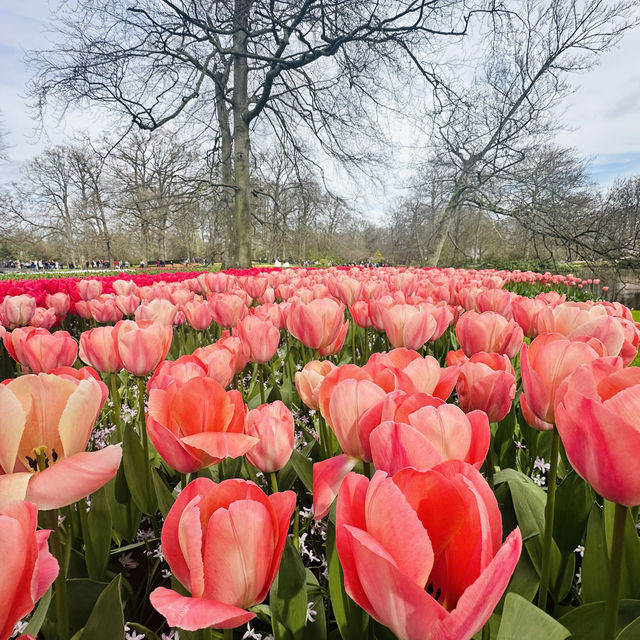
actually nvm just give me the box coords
[270,537,308,640]
[326,522,369,640]
[24,587,52,636]
[66,579,109,636]
[582,504,609,602]
[123,623,161,640]
[153,469,176,517]
[558,600,640,639]
[78,574,125,640]
[290,449,314,493]
[497,593,570,640]
[105,475,141,543]
[83,486,112,580]
[122,423,157,514]
[604,501,640,599]
[304,568,327,640]
[617,617,640,639]
[553,470,594,555]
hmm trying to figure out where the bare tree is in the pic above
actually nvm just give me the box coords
[29,0,495,267]
[419,0,637,266]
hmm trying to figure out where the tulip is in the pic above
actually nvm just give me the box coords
[87,297,123,324]
[217,332,250,374]
[555,358,640,639]
[236,315,280,364]
[147,354,208,392]
[182,300,214,331]
[511,296,546,338]
[150,478,295,630]
[287,298,347,351]
[76,279,102,300]
[44,292,71,317]
[245,401,295,473]
[336,464,522,640]
[0,501,58,640]
[209,293,248,328]
[146,376,256,473]
[0,295,36,329]
[48,365,109,407]
[112,279,138,296]
[241,275,269,300]
[21,330,78,374]
[114,294,141,316]
[192,343,236,388]
[295,359,337,410]
[0,373,121,510]
[28,307,57,329]
[456,352,516,422]
[113,319,173,377]
[369,403,490,476]
[381,304,437,350]
[455,311,523,358]
[79,326,123,373]
[135,299,180,325]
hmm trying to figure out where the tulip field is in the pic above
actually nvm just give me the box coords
[2,266,640,640]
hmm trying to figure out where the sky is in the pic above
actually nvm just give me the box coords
[1,1,640,217]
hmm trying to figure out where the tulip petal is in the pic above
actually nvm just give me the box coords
[178,497,206,598]
[341,524,448,640]
[25,446,122,510]
[313,454,359,520]
[58,379,102,457]
[0,472,31,509]
[180,432,259,462]
[0,515,29,640]
[0,385,26,474]
[150,587,254,630]
[147,417,202,474]
[32,529,59,603]
[445,529,522,640]
[465,411,490,469]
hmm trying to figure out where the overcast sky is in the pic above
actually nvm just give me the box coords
[1,1,640,218]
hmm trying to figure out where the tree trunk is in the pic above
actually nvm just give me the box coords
[231,0,252,268]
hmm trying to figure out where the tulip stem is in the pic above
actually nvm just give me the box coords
[137,376,154,521]
[537,427,560,611]
[604,502,627,640]
[109,372,122,442]
[269,472,279,493]
[351,322,356,363]
[259,364,265,404]
[224,629,234,640]
[44,509,69,640]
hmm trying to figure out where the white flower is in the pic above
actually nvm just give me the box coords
[305,601,317,623]
[118,552,139,570]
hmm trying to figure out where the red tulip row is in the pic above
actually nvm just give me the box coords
[0,265,636,640]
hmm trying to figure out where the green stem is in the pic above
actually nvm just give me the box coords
[137,376,154,520]
[44,509,69,640]
[603,503,628,640]
[537,427,560,611]
[269,471,279,493]
[108,372,122,442]
[224,628,234,640]
[351,322,356,363]
[259,364,265,404]
[486,424,496,490]
[482,620,491,640]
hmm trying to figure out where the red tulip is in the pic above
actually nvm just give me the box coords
[150,478,295,630]
[245,401,295,472]
[336,463,521,640]
[0,373,121,510]
[113,320,172,376]
[79,326,123,373]
[456,352,516,422]
[236,315,280,364]
[520,332,602,425]
[556,357,640,506]
[455,311,523,359]
[146,377,255,473]
[0,501,59,640]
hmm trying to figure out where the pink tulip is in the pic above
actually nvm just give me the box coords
[455,311,523,358]
[182,300,214,331]
[511,296,546,338]
[146,377,255,473]
[28,307,57,329]
[236,315,280,364]
[21,330,78,374]
[209,293,248,328]
[218,332,250,374]
[147,355,208,392]
[336,464,521,640]
[135,299,180,325]
[0,373,121,510]
[456,352,516,422]
[114,294,141,316]
[3,327,47,369]
[556,357,640,506]
[112,279,138,296]
[520,332,602,425]
[87,297,123,324]
[79,326,123,373]
[369,403,490,475]
[150,478,295,630]
[76,279,103,301]
[0,501,59,640]
[113,320,172,376]
[0,295,36,329]
[44,292,71,316]
[294,360,337,410]
[287,298,348,351]
[192,343,236,388]
[381,304,437,350]
[245,401,295,472]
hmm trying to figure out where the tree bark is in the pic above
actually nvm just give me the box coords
[232,0,252,268]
